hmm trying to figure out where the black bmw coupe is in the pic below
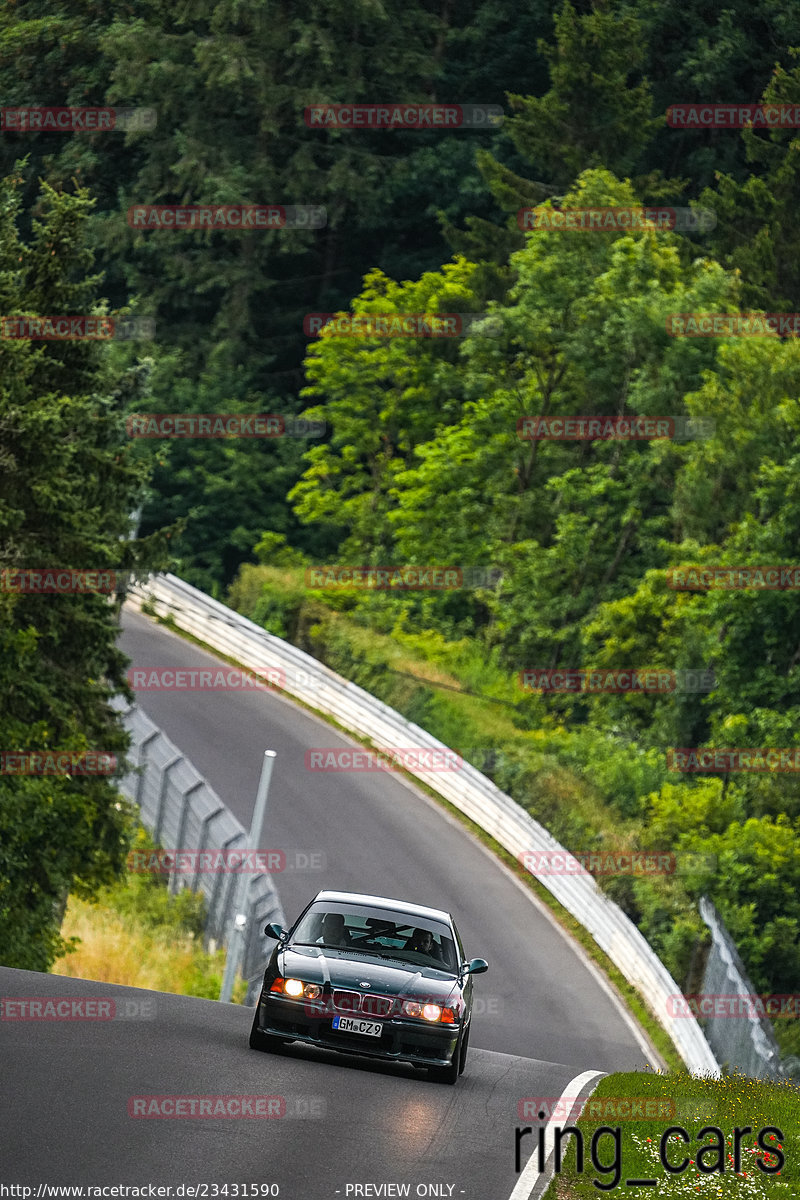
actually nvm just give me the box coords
[249,889,488,1083]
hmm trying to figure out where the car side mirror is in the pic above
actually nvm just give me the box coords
[264,922,287,940]
[462,957,488,976]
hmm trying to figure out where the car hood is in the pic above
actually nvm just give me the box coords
[279,945,460,1003]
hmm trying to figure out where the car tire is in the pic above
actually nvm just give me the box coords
[429,1029,462,1085]
[458,1023,470,1075]
[249,1007,286,1052]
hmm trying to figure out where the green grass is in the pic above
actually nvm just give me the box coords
[51,826,248,1003]
[540,1070,800,1196]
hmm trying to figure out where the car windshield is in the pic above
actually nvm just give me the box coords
[290,902,458,972]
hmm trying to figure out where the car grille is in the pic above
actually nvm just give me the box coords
[332,989,362,1014]
[332,989,395,1017]
[360,994,394,1017]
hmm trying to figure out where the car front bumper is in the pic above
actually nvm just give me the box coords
[255,992,461,1066]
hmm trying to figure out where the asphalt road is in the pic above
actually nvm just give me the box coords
[1,968,603,1198]
[117,606,654,1074]
[0,608,662,1198]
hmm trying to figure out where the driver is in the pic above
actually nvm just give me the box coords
[320,912,351,947]
[406,927,441,959]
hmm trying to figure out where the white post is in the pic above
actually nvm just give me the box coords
[219,751,277,1003]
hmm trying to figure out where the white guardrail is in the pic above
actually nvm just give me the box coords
[125,572,720,1076]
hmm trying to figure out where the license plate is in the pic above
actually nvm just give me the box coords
[332,1015,382,1037]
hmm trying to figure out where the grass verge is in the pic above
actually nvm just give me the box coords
[51,826,248,1003]
[540,1069,800,1196]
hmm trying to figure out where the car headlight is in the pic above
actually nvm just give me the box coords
[400,999,456,1023]
[270,977,322,999]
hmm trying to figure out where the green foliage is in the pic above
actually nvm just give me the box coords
[289,257,492,554]
[131,350,320,591]
[701,48,800,310]
[265,163,800,1026]
[0,165,160,971]
[704,816,800,992]
[97,828,206,941]
[7,0,800,1067]
[503,1,660,189]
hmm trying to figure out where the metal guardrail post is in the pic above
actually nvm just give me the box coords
[153,754,184,842]
[192,803,226,895]
[134,730,160,806]
[207,832,244,942]
[169,780,204,896]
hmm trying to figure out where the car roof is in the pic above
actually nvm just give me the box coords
[312,890,452,925]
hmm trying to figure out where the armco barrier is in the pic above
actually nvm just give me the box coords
[699,896,784,1081]
[124,572,720,1075]
[113,696,286,1004]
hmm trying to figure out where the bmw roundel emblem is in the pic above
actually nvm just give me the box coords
[359,981,371,987]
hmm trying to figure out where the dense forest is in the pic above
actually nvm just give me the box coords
[2,0,800,1064]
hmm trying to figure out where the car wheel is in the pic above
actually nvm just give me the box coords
[429,1029,462,1085]
[248,1007,286,1052]
[458,1023,470,1075]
